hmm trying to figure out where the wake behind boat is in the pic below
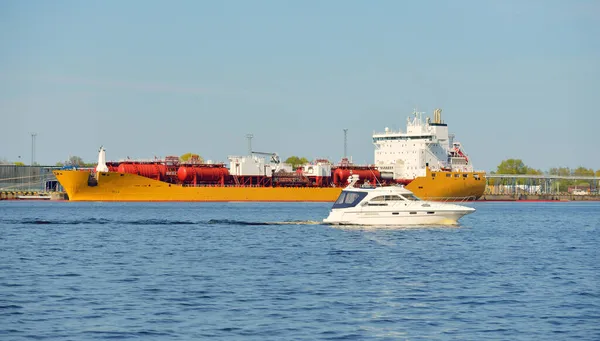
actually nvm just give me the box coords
[323,175,475,226]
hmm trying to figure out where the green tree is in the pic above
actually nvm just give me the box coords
[549,167,573,192]
[573,166,594,177]
[596,169,600,177]
[68,156,85,166]
[495,159,531,185]
[549,167,571,176]
[56,162,65,167]
[496,159,527,174]
[14,161,25,166]
[180,153,203,163]
[525,167,542,175]
[284,156,309,169]
[572,166,594,188]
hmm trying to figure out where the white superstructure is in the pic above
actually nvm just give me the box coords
[323,175,475,226]
[373,108,473,180]
[299,160,332,177]
[228,152,292,177]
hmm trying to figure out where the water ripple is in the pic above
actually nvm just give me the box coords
[0,201,599,340]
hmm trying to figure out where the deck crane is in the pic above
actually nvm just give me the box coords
[251,151,280,164]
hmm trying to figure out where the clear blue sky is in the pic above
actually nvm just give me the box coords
[1,0,598,172]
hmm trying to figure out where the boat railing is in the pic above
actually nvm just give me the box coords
[419,196,478,203]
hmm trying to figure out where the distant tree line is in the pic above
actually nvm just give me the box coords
[54,156,95,167]
[492,158,600,191]
[54,153,208,166]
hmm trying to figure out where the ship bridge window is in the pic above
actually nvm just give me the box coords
[332,191,368,209]
[373,136,434,142]
[474,174,481,180]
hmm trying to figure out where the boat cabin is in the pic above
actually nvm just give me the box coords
[331,188,421,209]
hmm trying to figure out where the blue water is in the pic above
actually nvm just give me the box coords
[1,201,599,340]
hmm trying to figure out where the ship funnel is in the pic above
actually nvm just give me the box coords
[96,146,109,172]
[433,108,443,124]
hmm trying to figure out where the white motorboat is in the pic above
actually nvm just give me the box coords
[323,175,475,226]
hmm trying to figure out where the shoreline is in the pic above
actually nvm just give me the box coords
[2,191,599,202]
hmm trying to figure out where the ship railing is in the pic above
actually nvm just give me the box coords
[179,183,337,188]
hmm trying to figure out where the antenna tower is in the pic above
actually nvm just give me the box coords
[343,128,348,159]
[246,134,254,155]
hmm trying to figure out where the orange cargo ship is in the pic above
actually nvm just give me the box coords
[53,108,486,202]
[54,166,484,202]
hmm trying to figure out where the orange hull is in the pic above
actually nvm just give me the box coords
[54,170,341,202]
[54,168,486,202]
[406,168,487,200]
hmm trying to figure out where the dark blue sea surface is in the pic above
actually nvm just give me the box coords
[1,201,599,340]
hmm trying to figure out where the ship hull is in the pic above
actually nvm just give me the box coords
[54,170,342,202]
[54,169,486,202]
[406,168,487,201]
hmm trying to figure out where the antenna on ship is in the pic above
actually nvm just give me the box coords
[246,134,254,155]
[343,128,348,159]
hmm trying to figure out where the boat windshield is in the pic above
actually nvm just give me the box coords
[400,194,420,201]
[332,191,368,209]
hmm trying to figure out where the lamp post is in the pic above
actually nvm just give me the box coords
[18,156,21,190]
[30,133,37,190]
[31,133,37,166]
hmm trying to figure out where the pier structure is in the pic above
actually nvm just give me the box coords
[484,173,599,200]
[0,165,65,200]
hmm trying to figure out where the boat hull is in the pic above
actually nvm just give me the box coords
[53,169,486,202]
[323,210,472,225]
[323,203,475,226]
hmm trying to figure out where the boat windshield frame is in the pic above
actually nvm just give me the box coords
[400,193,421,201]
[332,190,368,209]
[370,195,404,202]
